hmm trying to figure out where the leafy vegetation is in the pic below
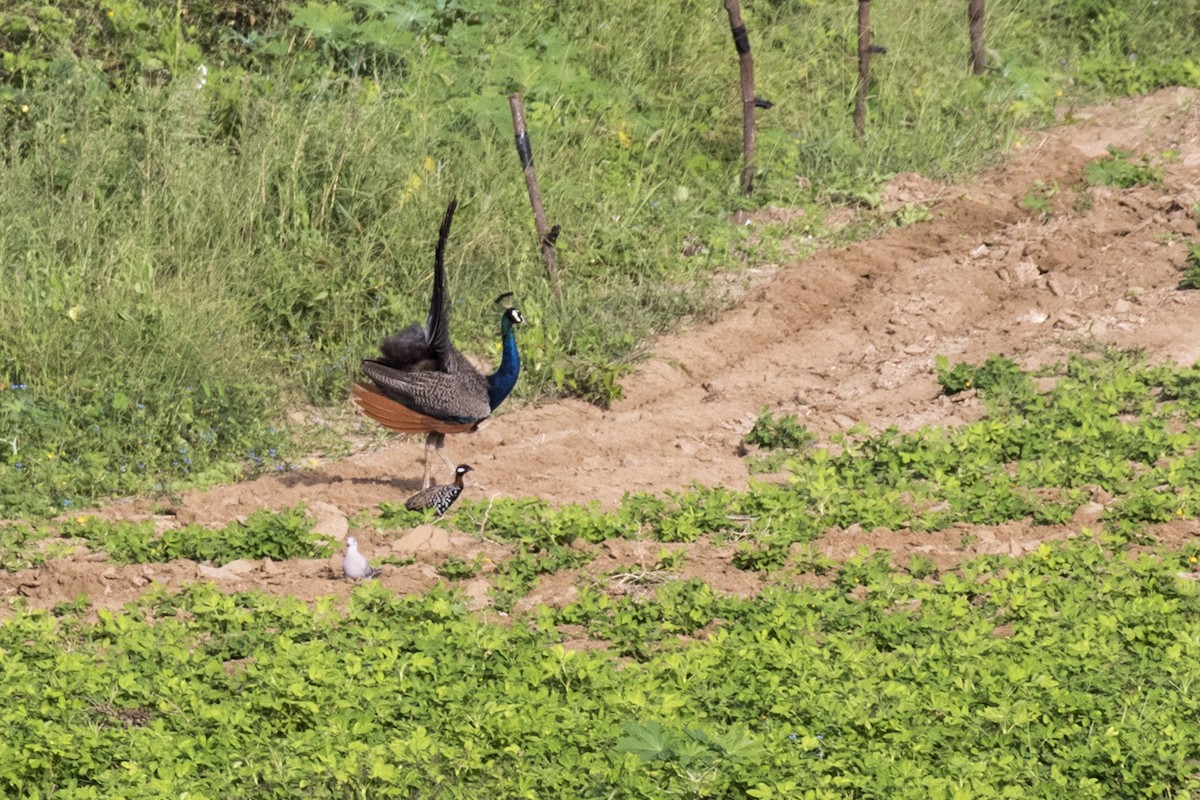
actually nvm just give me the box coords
[1181,241,1200,290]
[745,407,817,451]
[1,537,1198,798]
[1021,179,1059,217]
[3,0,1200,515]
[1,505,333,567]
[1084,146,1164,188]
[0,349,1198,794]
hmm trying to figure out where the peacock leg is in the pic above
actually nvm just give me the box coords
[422,432,440,490]
[423,432,455,489]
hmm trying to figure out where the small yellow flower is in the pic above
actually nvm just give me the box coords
[106,8,114,17]
[422,156,436,173]
[46,452,55,460]
[1189,555,1198,565]
[616,121,632,149]
[59,134,67,144]
[1013,138,1023,149]
[20,104,29,114]
[1176,508,1184,516]
[67,305,86,322]
[75,515,88,525]
[1056,89,1063,97]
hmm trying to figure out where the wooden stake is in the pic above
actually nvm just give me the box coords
[722,0,756,195]
[508,93,562,302]
[968,0,986,75]
[854,0,871,139]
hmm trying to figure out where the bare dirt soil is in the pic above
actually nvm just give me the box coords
[6,88,1200,614]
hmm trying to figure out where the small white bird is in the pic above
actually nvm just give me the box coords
[342,536,381,580]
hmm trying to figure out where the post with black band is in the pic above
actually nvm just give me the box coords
[722,0,756,195]
[855,0,871,138]
[508,93,563,302]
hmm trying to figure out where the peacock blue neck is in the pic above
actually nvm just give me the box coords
[486,313,520,410]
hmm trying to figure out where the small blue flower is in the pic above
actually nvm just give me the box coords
[62,499,71,507]
[11,383,27,390]
[14,462,22,471]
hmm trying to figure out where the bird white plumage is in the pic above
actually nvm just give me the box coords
[342,536,380,579]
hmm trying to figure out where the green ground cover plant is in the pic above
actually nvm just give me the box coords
[0,504,333,566]
[2,0,1199,516]
[1084,146,1164,188]
[1,536,1198,798]
[1181,240,1200,290]
[0,347,1197,794]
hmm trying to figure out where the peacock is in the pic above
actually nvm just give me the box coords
[404,463,473,516]
[351,199,525,488]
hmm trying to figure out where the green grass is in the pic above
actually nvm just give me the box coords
[3,0,1200,515]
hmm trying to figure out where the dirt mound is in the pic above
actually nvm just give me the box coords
[6,88,1200,614]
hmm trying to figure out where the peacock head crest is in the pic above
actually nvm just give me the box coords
[494,292,526,328]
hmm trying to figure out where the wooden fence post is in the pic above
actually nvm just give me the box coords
[854,0,871,139]
[508,93,562,302]
[722,0,756,195]
[968,0,986,74]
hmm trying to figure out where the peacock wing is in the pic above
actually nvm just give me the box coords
[360,360,491,423]
[378,323,437,370]
[351,383,479,434]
